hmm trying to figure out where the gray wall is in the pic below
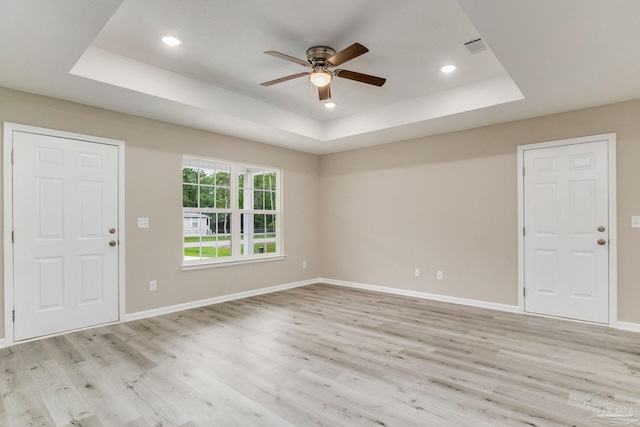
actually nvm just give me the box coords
[3,85,640,341]
[0,87,321,337]
[320,98,640,323]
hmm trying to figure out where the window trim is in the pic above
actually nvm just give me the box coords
[181,254,287,270]
[181,155,284,268]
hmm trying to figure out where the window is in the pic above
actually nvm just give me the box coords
[182,156,283,267]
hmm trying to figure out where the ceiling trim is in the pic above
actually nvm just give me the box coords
[71,46,523,147]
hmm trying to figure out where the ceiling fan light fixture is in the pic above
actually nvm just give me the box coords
[310,67,332,87]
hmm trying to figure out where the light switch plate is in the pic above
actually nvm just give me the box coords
[632,216,640,228]
[138,217,149,228]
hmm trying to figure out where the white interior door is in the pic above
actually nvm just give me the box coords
[523,140,609,323]
[12,131,119,341]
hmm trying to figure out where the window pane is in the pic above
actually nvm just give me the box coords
[264,214,276,235]
[263,173,276,210]
[253,190,264,210]
[199,186,215,208]
[264,190,276,210]
[238,170,246,209]
[253,172,263,190]
[211,213,232,258]
[216,170,230,187]
[183,184,198,207]
[216,187,231,209]
[199,168,215,186]
[213,213,232,236]
[240,213,276,255]
[184,213,232,259]
[183,213,209,236]
[183,167,199,184]
[264,173,276,190]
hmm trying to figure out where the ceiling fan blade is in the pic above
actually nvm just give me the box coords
[326,43,369,66]
[318,84,331,100]
[335,69,386,87]
[260,72,308,86]
[264,51,310,67]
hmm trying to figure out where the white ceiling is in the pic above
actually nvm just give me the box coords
[1,0,640,154]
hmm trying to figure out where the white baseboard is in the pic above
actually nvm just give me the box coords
[124,278,317,322]
[4,278,635,348]
[320,278,520,313]
[617,321,640,333]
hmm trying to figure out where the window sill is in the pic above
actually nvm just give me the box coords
[181,254,287,270]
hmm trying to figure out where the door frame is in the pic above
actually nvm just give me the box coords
[3,122,126,346]
[517,133,617,325]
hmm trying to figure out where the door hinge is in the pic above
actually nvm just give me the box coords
[522,166,525,176]
[12,310,15,322]
[11,150,14,165]
[11,230,14,243]
[523,227,525,237]
[523,288,526,297]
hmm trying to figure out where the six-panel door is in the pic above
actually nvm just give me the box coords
[523,141,609,323]
[13,131,119,341]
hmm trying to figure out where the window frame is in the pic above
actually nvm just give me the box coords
[181,155,285,269]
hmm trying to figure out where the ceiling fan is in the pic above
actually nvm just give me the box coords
[260,43,386,101]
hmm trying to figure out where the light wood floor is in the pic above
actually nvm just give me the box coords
[2,284,640,426]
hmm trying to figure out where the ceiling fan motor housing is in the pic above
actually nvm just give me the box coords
[306,46,336,67]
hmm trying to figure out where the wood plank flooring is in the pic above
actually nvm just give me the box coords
[2,283,640,426]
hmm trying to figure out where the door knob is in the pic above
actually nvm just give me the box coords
[109,240,117,247]
[597,239,606,246]
[109,228,116,234]
[597,226,605,232]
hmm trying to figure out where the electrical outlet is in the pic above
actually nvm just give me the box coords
[149,280,157,291]
[437,271,443,280]
[414,268,420,277]
[303,261,307,269]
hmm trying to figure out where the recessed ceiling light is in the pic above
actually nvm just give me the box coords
[324,102,336,109]
[441,65,456,73]
[162,35,182,47]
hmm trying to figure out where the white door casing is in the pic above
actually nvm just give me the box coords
[3,123,125,344]
[518,134,617,325]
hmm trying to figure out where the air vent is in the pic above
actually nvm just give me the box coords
[464,38,487,54]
